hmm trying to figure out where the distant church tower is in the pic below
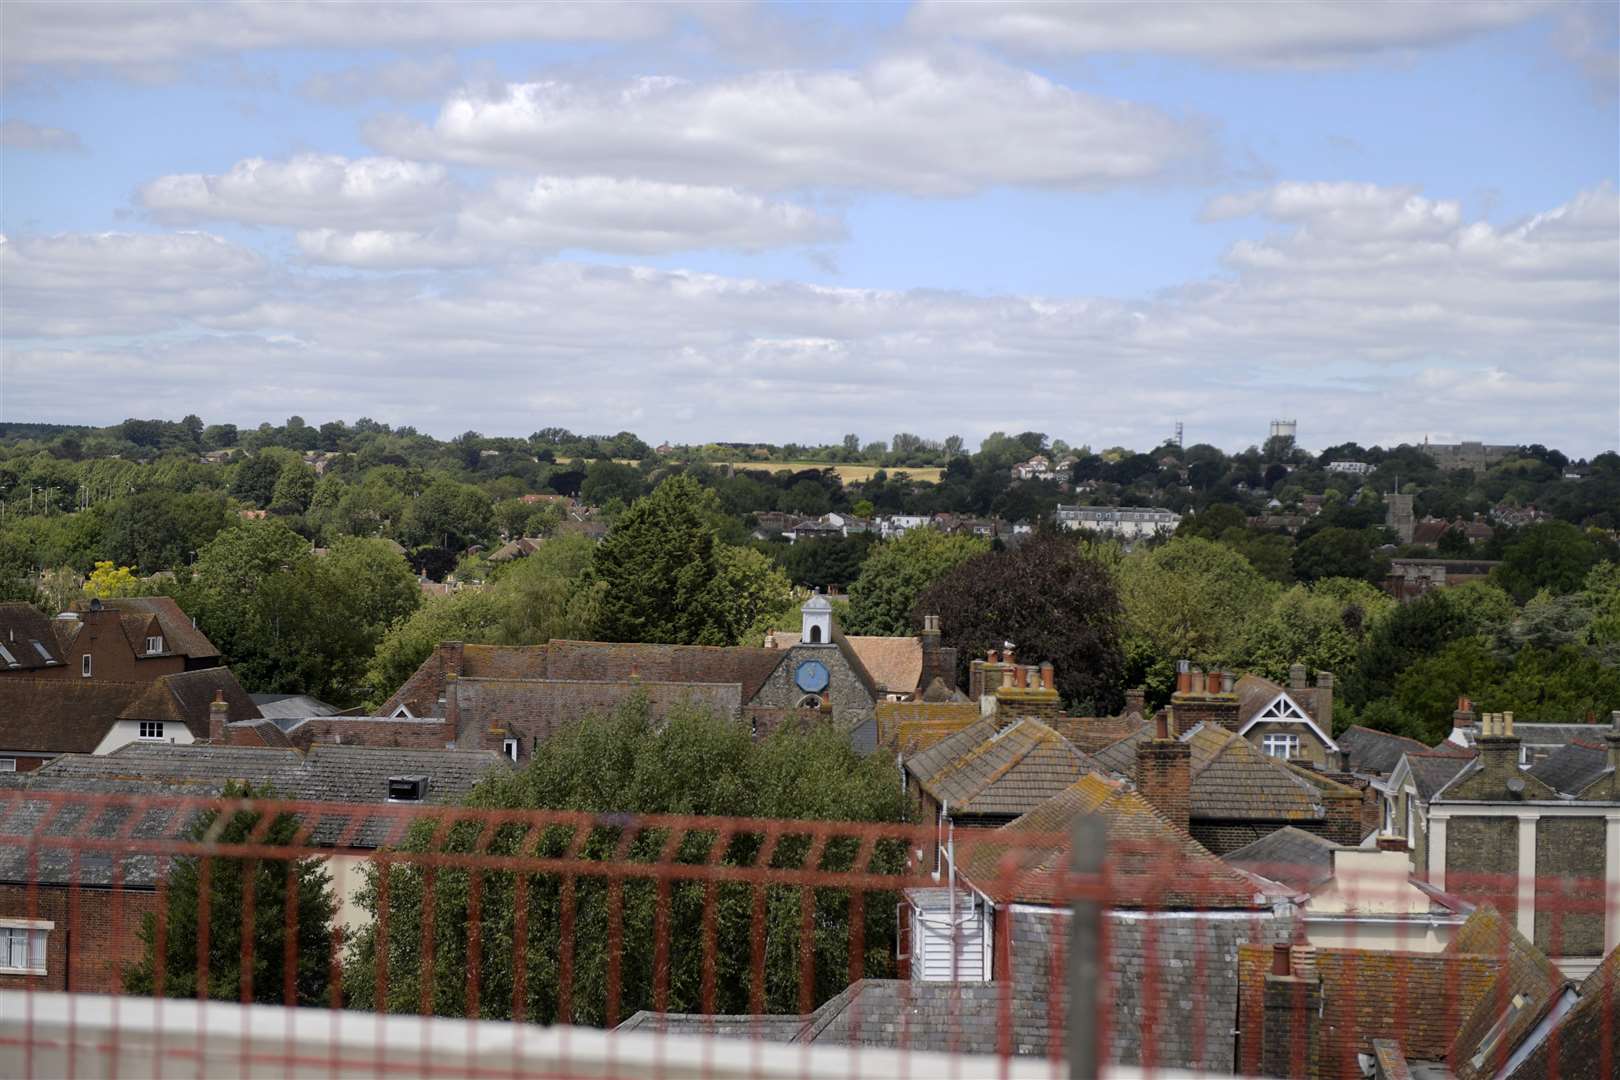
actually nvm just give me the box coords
[801,593,833,645]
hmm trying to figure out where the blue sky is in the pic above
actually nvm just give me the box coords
[2,1,1616,454]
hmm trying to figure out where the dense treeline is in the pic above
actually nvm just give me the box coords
[2,417,1615,735]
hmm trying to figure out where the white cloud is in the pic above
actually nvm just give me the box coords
[139,154,454,229]
[4,184,1615,454]
[907,1,1546,67]
[3,1,675,76]
[368,51,1213,195]
[298,54,465,105]
[0,118,84,152]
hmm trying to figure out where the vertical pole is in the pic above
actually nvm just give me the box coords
[1068,814,1106,1080]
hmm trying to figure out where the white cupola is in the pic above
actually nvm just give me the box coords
[801,592,833,645]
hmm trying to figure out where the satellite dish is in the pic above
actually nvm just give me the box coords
[1506,777,1525,794]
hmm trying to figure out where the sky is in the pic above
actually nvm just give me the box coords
[1,1,1617,456]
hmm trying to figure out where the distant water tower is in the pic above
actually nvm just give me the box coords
[1174,421,1184,448]
[1268,419,1297,442]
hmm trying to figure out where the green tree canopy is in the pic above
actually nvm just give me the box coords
[342,696,907,1024]
[1492,521,1603,602]
[125,783,337,1005]
[1239,579,1393,701]
[843,528,988,636]
[1292,526,1383,584]
[590,474,731,644]
[1119,536,1278,668]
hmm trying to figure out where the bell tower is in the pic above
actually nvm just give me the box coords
[800,592,832,645]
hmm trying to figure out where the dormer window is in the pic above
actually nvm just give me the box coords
[145,635,164,654]
[387,775,428,802]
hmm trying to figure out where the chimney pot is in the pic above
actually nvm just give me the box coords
[1289,663,1307,690]
[1156,712,1170,740]
[1271,942,1291,976]
[987,649,998,663]
[1221,671,1235,693]
[1039,661,1054,691]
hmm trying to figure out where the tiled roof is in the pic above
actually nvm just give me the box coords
[842,636,922,695]
[956,772,1260,908]
[1527,739,1611,797]
[874,701,981,752]
[1089,719,1152,776]
[0,677,144,753]
[904,718,1097,818]
[1339,725,1430,776]
[1185,724,1324,821]
[1235,673,1327,726]
[1222,826,1338,893]
[1502,944,1619,1080]
[449,676,743,745]
[1447,905,1572,1080]
[118,666,261,737]
[0,602,66,671]
[96,596,221,659]
[1453,723,1609,749]
[1406,748,1476,802]
[545,640,787,702]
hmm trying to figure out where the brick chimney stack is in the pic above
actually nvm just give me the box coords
[1135,712,1191,835]
[1476,712,1522,792]
[917,614,958,693]
[1313,671,1334,733]
[1170,661,1240,731]
[208,689,228,742]
[1261,947,1322,1079]
[1452,696,1476,732]
[992,657,1062,724]
[1124,687,1146,716]
[443,672,462,739]
[1289,663,1307,690]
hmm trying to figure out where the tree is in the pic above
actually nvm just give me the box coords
[591,474,730,644]
[269,460,317,515]
[400,476,492,551]
[83,561,144,599]
[125,783,337,1005]
[342,696,906,1024]
[1239,579,1393,694]
[579,459,644,506]
[1118,537,1277,667]
[914,533,1126,711]
[100,490,231,573]
[1492,521,1602,602]
[230,453,286,508]
[1292,527,1382,584]
[711,545,801,646]
[843,529,988,636]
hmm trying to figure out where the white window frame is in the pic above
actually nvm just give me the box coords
[145,635,164,654]
[138,721,165,741]
[81,654,92,678]
[501,738,519,763]
[0,758,16,772]
[1262,733,1301,759]
[0,920,52,975]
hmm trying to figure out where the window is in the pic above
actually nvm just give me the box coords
[0,643,15,668]
[808,625,822,643]
[138,721,164,741]
[145,635,164,654]
[81,654,92,678]
[502,738,519,763]
[0,922,51,974]
[387,775,429,802]
[1262,733,1300,759]
[0,758,15,772]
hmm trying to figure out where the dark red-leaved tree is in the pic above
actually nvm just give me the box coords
[913,531,1126,714]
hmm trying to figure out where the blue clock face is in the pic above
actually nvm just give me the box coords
[795,660,830,693]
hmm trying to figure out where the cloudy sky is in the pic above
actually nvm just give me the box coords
[2,1,1617,455]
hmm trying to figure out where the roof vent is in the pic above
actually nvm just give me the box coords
[387,775,429,802]
[1506,777,1525,794]
[89,598,103,612]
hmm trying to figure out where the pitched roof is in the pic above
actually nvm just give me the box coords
[1222,826,1339,893]
[904,718,1098,818]
[1184,723,1325,821]
[1339,725,1430,776]
[874,700,981,752]
[1235,673,1328,727]
[842,636,922,695]
[956,772,1260,908]
[117,666,261,737]
[448,676,743,745]
[0,602,67,671]
[1447,905,1572,1080]
[544,640,786,702]
[1089,719,1153,776]
[1405,747,1477,802]
[94,596,220,660]
[250,693,342,719]
[0,677,145,753]
[1527,739,1611,797]
[1503,944,1619,1080]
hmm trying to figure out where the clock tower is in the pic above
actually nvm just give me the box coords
[800,592,833,645]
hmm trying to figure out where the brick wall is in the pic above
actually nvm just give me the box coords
[1170,692,1239,732]
[0,883,157,994]
[1135,739,1191,835]
[1534,817,1607,957]
[993,687,1062,724]
[278,716,454,752]
[1445,817,1518,920]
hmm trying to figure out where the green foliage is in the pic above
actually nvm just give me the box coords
[590,474,732,645]
[844,529,988,636]
[578,459,645,506]
[1119,537,1278,667]
[124,782,337,1005]
[99,490,231,573]
[268,460,317,515]
[915,533,1126,711]
[1492,521,1603,602]
[711,545,802,646]
[342,697,907,1024]
[1239,579,1393,692]
[401,476,493,551]
[1292,526,1383,584]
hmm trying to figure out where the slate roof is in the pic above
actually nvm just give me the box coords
[1339,725,1430,777]
[1527,739,1610,797]
[1447,905,1573,1080]
[251,693,342,719]
[904,717,1098,818]
[1452,723,1607,750]
[1222,825,1339,893]
[955,772,1260,908]
[0,677,145,754]
[447,676,743,745]
[1405,748,1477,802]
[0,602,66,671]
